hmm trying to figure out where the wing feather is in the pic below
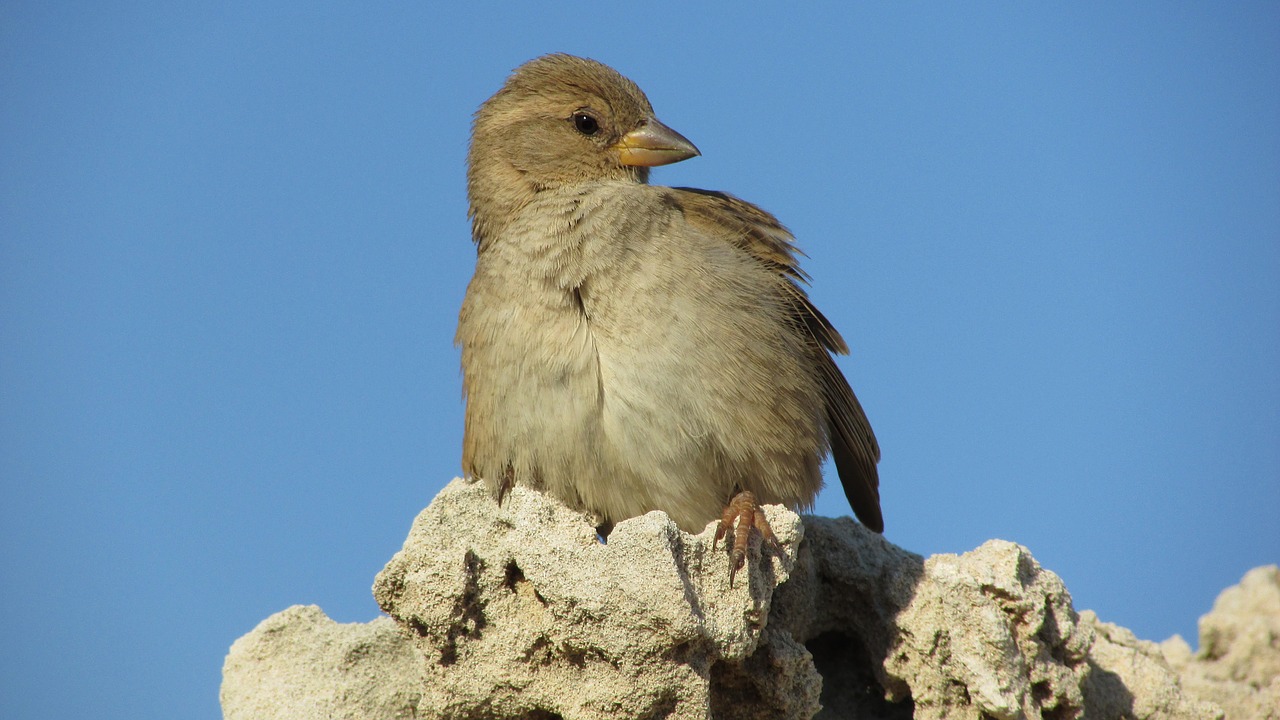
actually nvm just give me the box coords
[670,187,883,531]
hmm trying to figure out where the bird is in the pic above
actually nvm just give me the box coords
[456,54,882,581]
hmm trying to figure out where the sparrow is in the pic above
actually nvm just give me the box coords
[456,54,882,581]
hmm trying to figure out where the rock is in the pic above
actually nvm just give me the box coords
[220,605,428,719]
[879,541,1091,719]
[220,479,1280,719]
[1081,614,1221,720]
[1162,565,1280,720]
[370,478,816,719]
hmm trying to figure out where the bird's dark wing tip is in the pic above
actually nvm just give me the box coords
[832,439,884,533]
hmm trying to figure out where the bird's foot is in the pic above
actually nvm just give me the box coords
[712,491,780,588]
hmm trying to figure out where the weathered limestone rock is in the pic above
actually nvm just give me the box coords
[371,479,816,719]
[1163,565,1280,720]
[220,479,1278,719]
[220,606,427,719]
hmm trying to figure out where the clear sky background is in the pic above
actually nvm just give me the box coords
[2,3,1277,718]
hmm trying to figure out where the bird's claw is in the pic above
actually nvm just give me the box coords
[712,491,780,588]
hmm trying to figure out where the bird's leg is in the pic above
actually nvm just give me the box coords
[712,490,780,588]
[494,462,516,506]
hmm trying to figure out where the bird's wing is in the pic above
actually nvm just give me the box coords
[669,187,884,532]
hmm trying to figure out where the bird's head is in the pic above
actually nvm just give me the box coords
[466,54,699,242]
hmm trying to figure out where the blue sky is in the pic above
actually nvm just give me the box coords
[2,3,1277,718]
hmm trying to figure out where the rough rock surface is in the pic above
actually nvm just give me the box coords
[1161,565,1280,720]
[221,479,1279,719]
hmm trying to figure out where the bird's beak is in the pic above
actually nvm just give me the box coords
[612,118,700,167]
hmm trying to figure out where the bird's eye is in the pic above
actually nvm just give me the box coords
[572,112,600,136]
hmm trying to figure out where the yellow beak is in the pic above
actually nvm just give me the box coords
[611,118,700,167]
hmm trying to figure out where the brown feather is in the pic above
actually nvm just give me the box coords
[669,187,882,531]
